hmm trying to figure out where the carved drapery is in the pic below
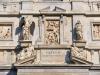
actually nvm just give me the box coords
[71,47,87,60]
[17,45,35,61]
[45,20,60,45]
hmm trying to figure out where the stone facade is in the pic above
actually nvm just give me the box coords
[0,0,100,75]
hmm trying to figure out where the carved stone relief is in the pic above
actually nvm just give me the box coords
[17,45,35,61]
[92,23,100,40]
[0,24,12,40]
[45,20,60,45]
[71,47,86,60]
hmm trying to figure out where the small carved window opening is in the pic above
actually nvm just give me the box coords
[92,23,100,40]
[0,23,12,41]
[44,20,60,45]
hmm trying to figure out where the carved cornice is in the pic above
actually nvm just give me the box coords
[0,46,16,50]
[34,45,71,49]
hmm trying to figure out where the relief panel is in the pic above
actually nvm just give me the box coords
[45,20,60,45]
[92,23,100,40]
[72,47,87,60]
[0,24,12,40]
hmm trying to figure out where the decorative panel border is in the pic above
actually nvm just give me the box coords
[0,23,13,41]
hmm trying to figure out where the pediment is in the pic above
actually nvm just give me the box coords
[39,6,66,12]
[53,6,66,12]
[39,6,50,12]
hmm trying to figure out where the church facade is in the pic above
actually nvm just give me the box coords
[0,0,100,75]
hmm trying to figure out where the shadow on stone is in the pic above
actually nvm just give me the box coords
[30,21,35,36]
[73,25,77,41]
[15,27,22,35]
[65,50,72,64]
[15,17,25,35]
[7,64,17,75]
[15,44,22,55]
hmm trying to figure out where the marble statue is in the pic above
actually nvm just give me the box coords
[75,20,83,41]
[20,16,33,40]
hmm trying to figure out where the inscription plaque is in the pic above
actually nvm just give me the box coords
[40,49,66,64]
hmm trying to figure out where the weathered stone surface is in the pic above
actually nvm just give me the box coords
[40,49,67,64]
[1,0,100,75]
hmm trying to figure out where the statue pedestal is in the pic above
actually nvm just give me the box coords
[19,40,32,47]
[74,40,86,47]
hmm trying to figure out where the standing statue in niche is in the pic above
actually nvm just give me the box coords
[75,20,83,41]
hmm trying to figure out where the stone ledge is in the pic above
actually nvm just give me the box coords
[14,64,91,69]
[1,64,100,70]
[34,45,71,49]
[0,46,16,50]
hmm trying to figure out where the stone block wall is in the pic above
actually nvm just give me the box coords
[0,0,100,65]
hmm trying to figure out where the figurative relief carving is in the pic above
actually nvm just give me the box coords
[17,45,35,61]
[75,20,83,41]
[71,47,86,60]
[45,20,60,45]
[93,24,100,40]
[0,25,12,40]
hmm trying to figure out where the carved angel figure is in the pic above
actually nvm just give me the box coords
[75,20,83,41]
[20,16,33,40]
